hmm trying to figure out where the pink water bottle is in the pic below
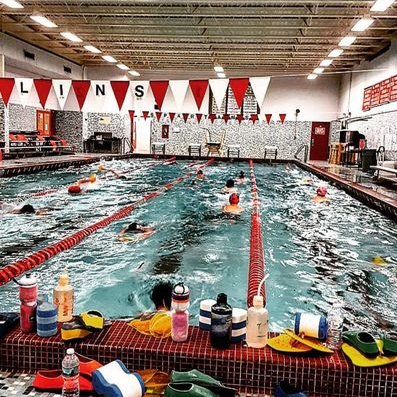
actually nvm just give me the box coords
[171,283,190,342]
[16,274,38,333]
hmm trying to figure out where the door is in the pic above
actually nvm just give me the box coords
[134,118,152,154]
[309,122,330,161]
[36,110,54,136]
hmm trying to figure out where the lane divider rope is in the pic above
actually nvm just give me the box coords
[0,158,213,286]
[247,159,266,307]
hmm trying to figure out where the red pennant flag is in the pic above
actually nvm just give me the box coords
[150,81,169,110]
[156,112,162,122]
[265,114,272,124]
[182,113,189,122]
[229,78,249,108]
[196,114,203,123]
[189,80,209,110]
[222,114,230,123]
[72,80,90,110]
[236,114,244,124]
[279,113,287,124]
[0,78,15,107]
[169,112,176,123]
[34,79,52,108]
[209,114,217,123]
[250,114,258,124]
[129,110,135,120]
[110,81,129,110]
[142,111,149,120]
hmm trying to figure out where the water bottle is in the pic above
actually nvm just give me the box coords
[210,293,232,349]
[171,283,189,342]
[15,274,38,333]
[54,273,74,322]
[326,301,344,351]
[62,348,80,397]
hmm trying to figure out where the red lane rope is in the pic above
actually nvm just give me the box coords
[0,158,213,287]
[247,159,266,307]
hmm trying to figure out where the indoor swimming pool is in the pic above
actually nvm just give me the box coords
[0,160,396,333]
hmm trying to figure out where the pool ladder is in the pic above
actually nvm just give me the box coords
[294,144,309,163]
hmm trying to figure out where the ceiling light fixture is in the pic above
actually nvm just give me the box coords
[320,59,333,67]
[102,55,117,63]
[307,74,318,80]
[30,15,58,28]
[217,72,226,78]
[371,0,395,12]
[84,45,101,54]
[339,36,357,47]
[214,66,224,73]
[0,0,23,8]
[351,18,374,32]
[117,63,129,70]
[60,32,82,43]
[128,70,140,77]
[313,68,325,74]
[328,49,344,57]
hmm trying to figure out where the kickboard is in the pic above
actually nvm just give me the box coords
[342,341,397,368]
[284,329,333,354]
[268,334,312,353]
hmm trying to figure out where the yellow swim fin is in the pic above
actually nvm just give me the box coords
[268,334,313,353]
[284,329,333,353]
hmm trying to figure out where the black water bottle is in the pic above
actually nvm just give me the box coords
[210,293,232,349]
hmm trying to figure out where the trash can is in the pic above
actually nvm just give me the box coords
[361,149,377,172]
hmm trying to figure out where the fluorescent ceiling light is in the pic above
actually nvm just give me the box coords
[30,15,58,28]
[214,66,224,73]
[339,36,357,47]
[351,18,374,32]
[307,74,318,80]
[320,59,333,67]
[117,63,129,70]
[313,68,324,74]
[128,70,140,77]
[84,45,101,54]
[328,49,344,58]
[60,32,82,43]
[217,72,226,78]
[371,0,395,12]
[102,55,117,63]
[0,0,23,8]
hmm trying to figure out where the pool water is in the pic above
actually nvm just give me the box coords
[0,160,396,333]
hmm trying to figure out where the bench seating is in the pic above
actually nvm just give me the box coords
[371,162,397,185]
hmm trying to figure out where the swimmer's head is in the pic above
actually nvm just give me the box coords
[68,185,82,195]
[229,193,240,205]
[226,179,235,188]
[89,174,97,183]
[316,186,328,197]
[197,170,203,175]
[98,164,106,172]
[239,171,245,179]
[19,204,35,214]
[119,175,127,180]
[126,222,138,232]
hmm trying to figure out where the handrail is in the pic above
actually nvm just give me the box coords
[121,137,133,155]
[294,144,309,163]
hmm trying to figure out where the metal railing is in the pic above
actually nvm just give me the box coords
[294,144,309,163]
[121,137,133,154]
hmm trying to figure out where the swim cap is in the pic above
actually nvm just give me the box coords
[316,186,328,197]
[89,174,97,183]
[98,164,106,172]
[68,185,82,194]
[229,193,240,205]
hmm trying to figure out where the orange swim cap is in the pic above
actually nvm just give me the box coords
[89,175,97,183]
[229,193,240,205]
[68,185,82,194]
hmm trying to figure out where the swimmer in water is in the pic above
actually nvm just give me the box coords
[118,222,156,243]
[196,170,205,180]
[223,193,244,215]
[11,204,50,216]
[98,165,128,180]
[237,171,245,183]
[223,178,237,194]
[312,186,330,204]
[301,177,314,186]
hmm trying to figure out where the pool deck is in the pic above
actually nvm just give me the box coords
[298,160,397,221]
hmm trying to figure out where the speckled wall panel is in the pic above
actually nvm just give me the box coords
[84,112,129,140]
[54,110,84,151]
[0,100,4,140]
[8,104,36,132]
[349,111,397,160]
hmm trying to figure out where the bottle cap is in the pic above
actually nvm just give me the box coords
[172,283,189,303]
[217,293,227,304]
[58,274,69,286]
[253,295,264,308]
[66,348,75,355]
[19,273,37,286]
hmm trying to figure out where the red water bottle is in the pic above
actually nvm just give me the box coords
[15,274,38,333]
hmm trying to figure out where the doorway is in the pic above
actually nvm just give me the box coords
[134,118,152,154]
[309,122,330,161]
[36,110,54,136]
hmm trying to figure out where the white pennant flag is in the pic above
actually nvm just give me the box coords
[209,79,229,111]
[249,77,271,110]
[169,80,189,111]
[15,78,33,107]
[53,80,72,110]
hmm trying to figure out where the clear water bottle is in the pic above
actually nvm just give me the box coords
[326,301,344,351]
[62,348,80,397]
